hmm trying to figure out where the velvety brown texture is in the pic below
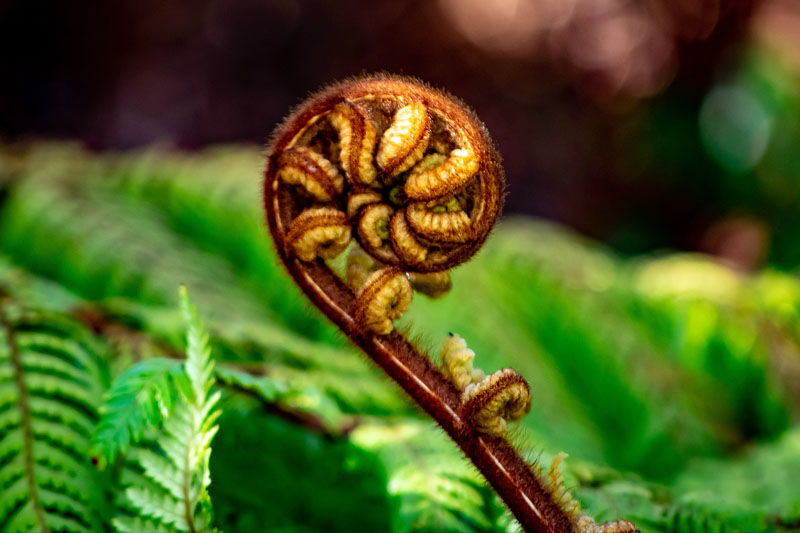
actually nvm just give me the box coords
[264,75,636,533]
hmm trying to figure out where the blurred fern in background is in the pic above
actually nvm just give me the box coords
[0,142,798,532]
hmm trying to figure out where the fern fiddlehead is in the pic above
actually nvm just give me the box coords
[263,75,637,532]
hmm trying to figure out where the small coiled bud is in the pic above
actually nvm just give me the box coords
[440,334,530,437]
[347,190,383,218]
[548,453,639,533]
[575,517,639,533]
[357,203,398,264]
[286,207,350,262]
[406,200,473,244]
[462,369,531,437]
[354,267,412,335]
[547,453,581,518]
[278,147,344,202]
[408,271,451,299]
[389,210,431,268]
[404,147,479,201]
[377,102,431,177]
[440,333,485,390]
[330,102,378,187]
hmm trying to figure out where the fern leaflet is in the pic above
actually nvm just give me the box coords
[112,287,222,533]
[0,302,111,533]
[92,357,183,464]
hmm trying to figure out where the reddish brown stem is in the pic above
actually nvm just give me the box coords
[263,176,573,533]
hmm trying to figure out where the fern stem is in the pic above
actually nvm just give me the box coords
[0,304,51,533]
[261,247,572,533]
[182,407,200,533]
[259,75,630,532]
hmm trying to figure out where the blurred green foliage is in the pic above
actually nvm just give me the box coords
[624,48,800,268]
[0,141,799,532]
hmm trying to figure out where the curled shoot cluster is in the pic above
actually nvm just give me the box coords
[547,453,638,533]
[269,75,502,335]
[263,75,637,533]
[441,333,531,437]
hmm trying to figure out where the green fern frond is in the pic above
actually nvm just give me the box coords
[0,303,111,533]
[0,255,84,313]
[123,486,189,530]
[99,297,411,417]
[0,171,277,325]
[112,287,222,533]
[4,143,800,532]
[179,286,215,407]
[113,515,173,533]
[92,357,183,464]
[105,147,339,342]
[627,254,792,438]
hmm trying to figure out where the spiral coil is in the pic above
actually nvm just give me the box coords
[264,75,638,533]
[268,76,503,334]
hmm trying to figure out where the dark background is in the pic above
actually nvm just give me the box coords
[2,0,799,268]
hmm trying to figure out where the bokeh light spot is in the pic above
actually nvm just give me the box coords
[699,84,772,173]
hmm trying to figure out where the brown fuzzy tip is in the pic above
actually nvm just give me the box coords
[575,517,640,533]
[354,267,412,335]
[406,200,474,245]
[330,102,378,187]
[462,369,532,437]
[357,203,399,264]
[347,190,383,219]
[377,102,431,177]
[409,271,452,299]
[265,74,504,274]
[286,207,350,262]
[278,147,344,202]
[404,147,479,201]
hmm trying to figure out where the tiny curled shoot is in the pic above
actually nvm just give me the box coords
[441,333,486,390]
[547,453,639,533]
[441,333,531,438]
[263,74,637,533]
[462,368,532,438]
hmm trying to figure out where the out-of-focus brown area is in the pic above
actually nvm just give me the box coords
[2,0,800,267]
